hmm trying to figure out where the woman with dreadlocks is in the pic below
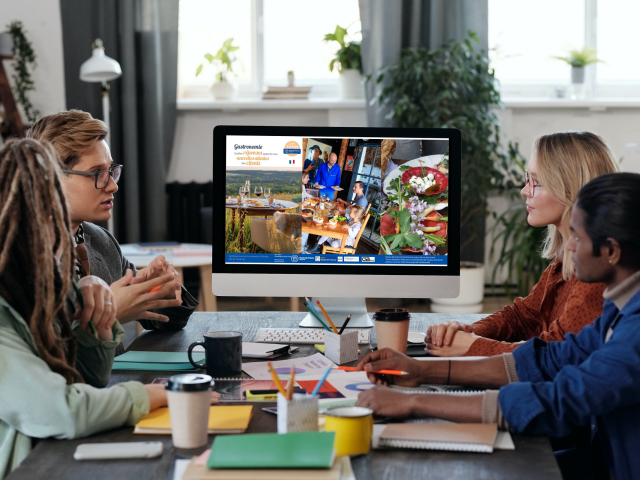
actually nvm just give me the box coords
[0,139,217,479]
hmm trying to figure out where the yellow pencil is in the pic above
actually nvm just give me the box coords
[267,362,287,396]
[287,367,295,401]
[316,300,339,334]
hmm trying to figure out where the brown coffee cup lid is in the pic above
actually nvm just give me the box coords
[373,308,411,321]
[166,374,213,392]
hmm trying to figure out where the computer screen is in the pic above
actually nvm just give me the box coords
[212,126,460,305]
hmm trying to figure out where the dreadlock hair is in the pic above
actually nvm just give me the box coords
[0,138,83,384]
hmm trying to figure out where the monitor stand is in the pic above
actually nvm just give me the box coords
[299,297,373,328]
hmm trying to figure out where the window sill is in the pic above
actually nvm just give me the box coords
[502,97,640,110]
[177,97,366,111]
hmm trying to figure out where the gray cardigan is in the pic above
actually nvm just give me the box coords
[67,222,197,335]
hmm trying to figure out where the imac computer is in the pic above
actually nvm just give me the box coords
[212,126,460,328]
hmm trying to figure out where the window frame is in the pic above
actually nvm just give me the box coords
[179,0,344,99]
[491,0,640,98]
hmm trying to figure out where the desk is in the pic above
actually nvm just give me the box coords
[120,243,215,312]
[7,313,562,480]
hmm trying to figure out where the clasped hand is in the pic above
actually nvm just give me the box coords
[425,321,477,356]
[110,255,183,324]
[73,275,117,341]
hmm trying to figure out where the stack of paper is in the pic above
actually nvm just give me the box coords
[190,343,298,360]
[134,405,253,434]
[262,86,312,100]
[179,432,340,480]
[377,423,498,453]
[112,351,203,371]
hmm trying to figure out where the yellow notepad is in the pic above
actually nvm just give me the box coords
[134,406,253,434]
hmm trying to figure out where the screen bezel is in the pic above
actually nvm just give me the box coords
[213,125,461,276]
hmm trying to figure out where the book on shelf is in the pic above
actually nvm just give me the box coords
[262,86,312,100]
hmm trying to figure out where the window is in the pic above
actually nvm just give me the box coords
[489,0,640,97]
[178,0,361,98]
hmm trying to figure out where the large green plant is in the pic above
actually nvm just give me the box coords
[7,20,39,123]
[490,143,550,298]
[374,31,505,256]
[324,25,362,73]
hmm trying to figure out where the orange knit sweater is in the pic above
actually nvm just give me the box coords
[466,259,606,356]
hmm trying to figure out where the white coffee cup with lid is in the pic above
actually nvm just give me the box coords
[165,374,213,448]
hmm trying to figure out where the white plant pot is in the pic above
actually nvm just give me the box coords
[571,67,585,84]
[210,79,236,100]
[430,261,485,314]
[287,73,295,87]
[0,32,13,56]
[339,69,363,99]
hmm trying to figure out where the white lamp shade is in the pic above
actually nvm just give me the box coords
[80,47,122,82]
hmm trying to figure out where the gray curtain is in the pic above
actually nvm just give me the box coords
[60,0,179,242]
[359,0,488,128]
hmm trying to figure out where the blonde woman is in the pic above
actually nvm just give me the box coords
[426,131,620,356]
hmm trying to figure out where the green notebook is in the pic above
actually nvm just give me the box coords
[115,351,205,364]
[111,362,199,371]
[207,432,336,469]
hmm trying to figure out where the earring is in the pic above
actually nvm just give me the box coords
[609,260,613,264]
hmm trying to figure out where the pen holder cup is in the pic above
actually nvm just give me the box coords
[277,393,319,434]
[324,330,359,365]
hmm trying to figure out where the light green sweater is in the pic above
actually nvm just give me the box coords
[0,295,150,479]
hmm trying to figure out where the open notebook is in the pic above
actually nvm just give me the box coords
[377,423,498,453]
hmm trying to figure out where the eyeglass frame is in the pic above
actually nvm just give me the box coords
[524,170,541,197]
[62,164,123,189]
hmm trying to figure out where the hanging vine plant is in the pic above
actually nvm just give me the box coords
[7,21,39,123]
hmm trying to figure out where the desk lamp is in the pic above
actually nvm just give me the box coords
[79,38,122,232]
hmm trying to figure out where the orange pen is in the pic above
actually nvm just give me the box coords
[147,285,161,293]
[267,362,287,396]
[333,366,408,375]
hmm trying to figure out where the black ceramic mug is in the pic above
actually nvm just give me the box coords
[188,331,243,377]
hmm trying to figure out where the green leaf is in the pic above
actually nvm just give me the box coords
[223,37,234,48]
[398,209,411,233]
[390,234,404,250]
[204,53,214,62]
[195,64,203,77]
[329,59,336,72]
[404,233,423,248]
[398,165,411,172]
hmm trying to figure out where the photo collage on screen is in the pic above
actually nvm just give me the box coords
[224,136,449,266]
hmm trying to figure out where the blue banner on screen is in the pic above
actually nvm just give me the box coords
[226,253,447,265]
[225,135,450,267]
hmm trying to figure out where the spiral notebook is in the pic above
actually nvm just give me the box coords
[378,423,498,453]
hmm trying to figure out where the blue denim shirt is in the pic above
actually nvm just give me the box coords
[315,162,341,189]
[499,288,640,479]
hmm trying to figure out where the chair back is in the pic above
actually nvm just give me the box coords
[351,213,370,249]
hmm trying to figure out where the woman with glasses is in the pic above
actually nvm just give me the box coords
[426,132,619,357]
[28,110,198,349]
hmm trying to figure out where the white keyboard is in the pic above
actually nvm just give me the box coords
[256,328,370,345]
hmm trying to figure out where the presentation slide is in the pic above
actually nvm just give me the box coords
[224,136,450,267]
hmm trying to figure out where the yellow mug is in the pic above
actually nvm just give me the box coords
[324,406,374,456]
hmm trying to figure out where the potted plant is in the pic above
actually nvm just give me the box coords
[553,46,602,99]
[287,70,295,87]
[5,21,39,124]
[196,37,239,100]
[373,31,520,310]
[324,25,362,99]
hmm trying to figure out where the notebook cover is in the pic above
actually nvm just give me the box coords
[380,423,497,451]
[183,455,342,480]
[112,362,198,371]
[207,432,335,469]
[114,351,205,364]
[134,406,252,434]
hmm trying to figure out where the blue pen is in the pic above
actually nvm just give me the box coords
[311,367,332,397]
[305,297,323,318]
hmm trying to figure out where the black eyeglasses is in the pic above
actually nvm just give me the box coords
[62,164,123,189]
